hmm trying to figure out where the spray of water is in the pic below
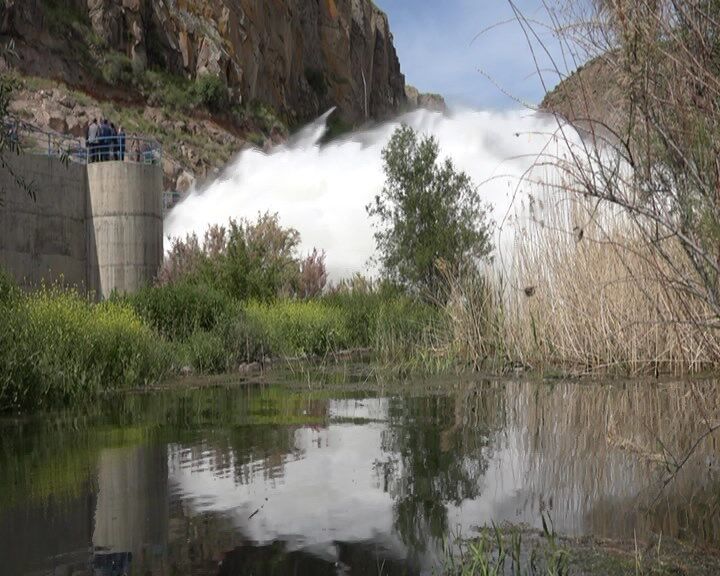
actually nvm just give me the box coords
[164,108,563,280]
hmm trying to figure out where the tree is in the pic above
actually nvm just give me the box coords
[368,125,493,297]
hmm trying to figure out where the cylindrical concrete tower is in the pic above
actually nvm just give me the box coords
[86,162,163,299]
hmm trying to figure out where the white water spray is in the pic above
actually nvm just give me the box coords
[164,108,565,280]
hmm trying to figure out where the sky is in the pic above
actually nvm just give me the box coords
[376,0,583,110]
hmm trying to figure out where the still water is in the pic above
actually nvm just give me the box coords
[1,378,718,575]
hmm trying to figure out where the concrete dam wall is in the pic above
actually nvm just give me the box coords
[0,153,163,299]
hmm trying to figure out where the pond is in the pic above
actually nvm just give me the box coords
[1,376,718,575]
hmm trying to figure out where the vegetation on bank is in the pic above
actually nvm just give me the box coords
[495,1,720,376]
[0,266,444,413]
[0,272,168,412]
[0,126,474,412]
[445,522,720,576]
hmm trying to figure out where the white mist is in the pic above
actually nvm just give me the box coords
[164,108,564,280]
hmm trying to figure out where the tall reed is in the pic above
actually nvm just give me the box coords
[441,192,720,376]
[503,195,720,375]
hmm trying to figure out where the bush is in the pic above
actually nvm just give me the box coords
[0,290,169,412]
[215,310,272,365]
[193,74,229,112]
[323,282,407,346]
[372,296,444,364]
[324,286,445,365]
[184,330,227,374]
[102,52,134,86]
[298,249,328,299]
[160,215,302,301]
[140,69,196,111]
[125,282,233,341]
[249,100,284,133]
[245,300,350,357]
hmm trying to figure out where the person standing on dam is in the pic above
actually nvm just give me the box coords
[110,123,118,160]
[118,126,126,161]
[98,119,111,161]
[86,118,98,163]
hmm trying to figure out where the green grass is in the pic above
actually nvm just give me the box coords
[0,268,452,413]
[125,281,233,342]
[245,300,351,357]
[0,288,170,412]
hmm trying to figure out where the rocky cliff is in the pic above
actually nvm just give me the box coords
[541,56,625,137]
[1,0,407,125]
[0,0,425,193]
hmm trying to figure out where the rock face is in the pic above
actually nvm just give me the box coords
[541,56,625,136]
[405,85,447,113]
[0,0,407,125]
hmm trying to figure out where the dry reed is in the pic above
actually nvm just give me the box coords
[503,193,720,375]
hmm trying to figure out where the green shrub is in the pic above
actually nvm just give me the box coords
[215,310,272,365]
[245,300,350,357]
[324,287,445,365]
[184,330,227,374]
[193,74,228,112]
[126,282,233,341]
[322,283,410,347]
[102,52,134,86]
[372,296,444,364]
[140,69,196,111]
[160,215,302,302]
[249,100,284,133]
[0,291,169,412]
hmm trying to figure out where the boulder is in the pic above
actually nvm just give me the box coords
[175,171,196,194]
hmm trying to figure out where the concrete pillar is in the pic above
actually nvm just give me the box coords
[86,161,163,299]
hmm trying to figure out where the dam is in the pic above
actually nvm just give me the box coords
[0,121,163,299]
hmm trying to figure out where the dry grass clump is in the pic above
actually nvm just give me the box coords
[440,263,508,372]
[503,194,720,376]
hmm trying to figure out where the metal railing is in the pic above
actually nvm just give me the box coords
[3,117,162,165]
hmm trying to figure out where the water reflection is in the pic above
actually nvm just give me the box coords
[0,379,718,575]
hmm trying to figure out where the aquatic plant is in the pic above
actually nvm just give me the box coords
[503,198,720,375]
[126,280,233,341]
[0,288,170,412]
[244,300,351,357]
